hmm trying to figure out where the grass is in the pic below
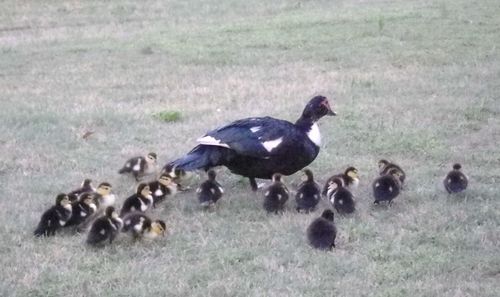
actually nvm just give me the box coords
[1,0,499,296]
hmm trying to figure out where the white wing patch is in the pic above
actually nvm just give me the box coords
[80,211,87,217]
[262,137,283,152]
[250,126,262,133]
[197,136,230,148]
[218,186,224,193]
[307,123,321,146]
[155,189,163,196]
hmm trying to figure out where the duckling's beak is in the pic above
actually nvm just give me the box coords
[328,109,336,116]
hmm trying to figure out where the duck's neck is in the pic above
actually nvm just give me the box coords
[295,116,321,146]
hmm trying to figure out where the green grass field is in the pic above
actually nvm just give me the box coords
[1,0,499,296]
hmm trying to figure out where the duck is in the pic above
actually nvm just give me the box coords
[321,166,359,196]
[372,168,403,205]
[120,183,154,216]
[68,178,95,202]
[86,206,123,246]
[65,193,97,227]
[34,194,72,237]
[263,173,289,214]
[148,173,177,208]
[93,182,116,209]
[444,163,468,193]
[76,182,116,232]
[122,212,166,240]
[327,177,355,214]
[119,152,157,181]
[306,209,337,250]
[378,159,405,185]
[295,169,321,213]
[162,164,193,191]
[166,95,336,191]
[196,169,224,208]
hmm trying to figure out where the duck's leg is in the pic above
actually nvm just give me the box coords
[249,178,258,192]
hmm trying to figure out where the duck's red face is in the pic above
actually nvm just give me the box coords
[320,98,336,116]
[304,95,337,121]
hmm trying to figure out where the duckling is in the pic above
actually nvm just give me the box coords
[378,159,406,185]
[120,183,153,216]
[66,193,97,227]
[373,168,403,205]
[295,169,321,213]
[93,182,116,209]
[444,163,468,193]
[86,206,123,246]
[68,178,95,202]
[327,177,355,214]
[34,194,72,237]
[196,169,224,208]
[162,164,193,191]
[119,152,157,181]
[76,182,116,232]
[321,166,359,196]
[263,173,289,214]
[148,173,177,208]
[306,209,337,250]
[122,212,166,240]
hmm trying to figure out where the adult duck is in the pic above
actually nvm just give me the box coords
[166,95,336,191]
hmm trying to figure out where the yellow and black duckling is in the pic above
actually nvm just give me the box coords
[306,209,337,250]
[86,206,123,246]
[68,178,95,202]
[444,163,468,193]
[327,177,355,214]
[93,182,116,209]
[119,152,157,181]
[263,173,289,214]
[122,212,167,241]
[76,182,116,232]
[34,194,72,237]
[120,183,153,216]
[66,192,97,227]
[378,159,405,185]
[148,173,177,208]
[372,168,403,205]
[295,169,321,213]
[162,164,193,191]
[196,169,224,208]
[321,166,359,196]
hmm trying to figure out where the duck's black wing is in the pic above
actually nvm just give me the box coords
[169,117,304,171]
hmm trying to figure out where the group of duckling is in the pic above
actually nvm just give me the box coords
[34,151,469,251]
[34,152,174,246]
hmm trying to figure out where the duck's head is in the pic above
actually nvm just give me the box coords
[207,169,217,181]
[388,168,403,179]
[82,178,92,187]
[151,220,167,236]
[97,182,112,196]
[158,174,174,186]
[453,163,462,171]
[378,159,389,170]
[146,152,157,164]
[137,183,152,197]
[345,167,359,179]
[272,173,283,182]
[56,193,70,206]
[302,95,336,122]
[321,209,335,222]
[301,169,314,182]
[80,193,93,204]
[105,206,118,218]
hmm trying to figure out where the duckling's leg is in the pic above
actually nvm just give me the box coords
[249,178,258,192]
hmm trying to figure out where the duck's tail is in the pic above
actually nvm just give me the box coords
[164,145,231,172]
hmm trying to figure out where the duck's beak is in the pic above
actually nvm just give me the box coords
[322,100,337,116]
